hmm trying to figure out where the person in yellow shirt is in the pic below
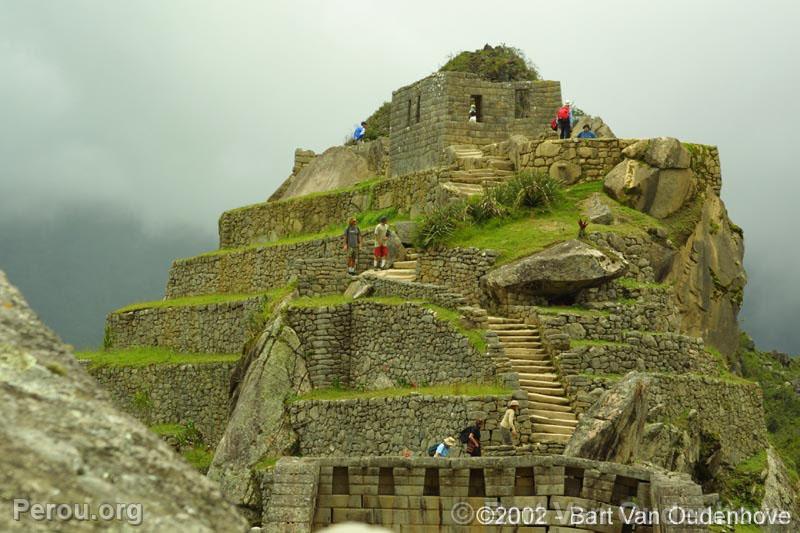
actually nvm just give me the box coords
[499,400,520,445]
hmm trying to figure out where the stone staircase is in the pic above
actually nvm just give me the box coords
[442,145,516,197]
[487,315,577,445]
[369,249,418,282]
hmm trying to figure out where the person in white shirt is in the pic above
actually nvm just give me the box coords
[499,400,520,445]
[373,217,390,269]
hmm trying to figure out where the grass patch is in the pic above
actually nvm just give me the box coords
[227,177,383,214]
[536,305,610,318]
[292,382,512,402]
[182,446,214,474]
[254,456,279,470]
[77,347,239,369]
[113,292,265,314]
[445,181,662,265]
[616,278,669,290]
[571,339,626,349]
[289,294,353,308]
[718,450,768,510]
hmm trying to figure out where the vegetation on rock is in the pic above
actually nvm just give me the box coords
[362,101,391,141]
[439,44,540,82]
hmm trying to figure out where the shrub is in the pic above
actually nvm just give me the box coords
[466,192,508,223]
[505,171,563,210]
[414,201,468,248]
[439,44,539,82]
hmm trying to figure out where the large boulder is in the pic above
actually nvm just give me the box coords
[0,270,248,532]
[622,137,690,169]
[563,372,650,464]
[582,193,614,225]
[666,189,746,357]
[207,317,311,514]
[604,159,696,219]
[486,240,628,297]
[571,115,616,139]
[762,446,800,532]
[636,422,700,474]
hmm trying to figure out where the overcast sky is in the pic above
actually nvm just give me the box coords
[1,0,799,352]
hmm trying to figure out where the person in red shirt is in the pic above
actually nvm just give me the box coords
[556,101,572,139]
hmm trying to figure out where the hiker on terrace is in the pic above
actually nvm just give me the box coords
[353,121,367,143]
[373,216,390,269]
[468,103,478,122]
[556,101,572,139]
[464,419,483,457]
[499,400,520,445]
[577,124,597,139]
[433,437,457,458]
[343,217,362,275]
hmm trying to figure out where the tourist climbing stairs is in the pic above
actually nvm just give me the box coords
[441,145,516,197]
[488,316,577,444]
[369,249,418,282]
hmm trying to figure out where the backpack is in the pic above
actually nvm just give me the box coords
[427,443,439,457]
[550,118,558,131]
[557,106,570,120]
[459,426,472,444]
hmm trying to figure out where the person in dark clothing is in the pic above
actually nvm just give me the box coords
[466,419,483,457]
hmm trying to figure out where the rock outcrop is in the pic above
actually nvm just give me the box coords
[570,115,616,139]
[762,446,800,533]
[563,372,650,464]
[0,270,247,532]
[604,137,697,219]
[486,239,627,297]
[582,192,614,225]
[636,422,699,474]
[666,189,746,357]
[272,138,388,201]
[207,317,310,514]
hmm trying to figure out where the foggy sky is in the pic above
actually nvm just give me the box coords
[1,1,799,352]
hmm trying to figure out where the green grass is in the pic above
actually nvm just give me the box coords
[227,177,383,214]
[289,294,353,308]
[571,339,626,349]
[616,278,670,290]
[77,347,239,369]
[535,305,610,318]
[292,382,512,402]
[113,292,264,314]
[182,447,214,474]
[254,456,279,470]
[718,450,768,510]
[446,181,663,266]
[150,423,186,438]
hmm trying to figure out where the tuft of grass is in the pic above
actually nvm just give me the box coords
[181,447,214,474]
[113,292,265,314]
[77,347,239,369]
[536,305,610,318]
[254,456,279,470]
[292,382,512,402]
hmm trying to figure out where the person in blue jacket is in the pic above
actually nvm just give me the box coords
[577,124,597,139]
[353,121,367,143]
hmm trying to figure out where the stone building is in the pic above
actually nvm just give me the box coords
[388,71,562,176]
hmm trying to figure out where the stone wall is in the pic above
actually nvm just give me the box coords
[501,137,722,193]
[557,332,717,376]
[295,257,357,297]
[106,296,266,354]
[417,247,498,306]
[284,300,496,390]
[360,274,468,310]
[219,172,444,248]
[389,71,562,177]
[262,455,708,532]
[166,236,343,298]
[86,361,234,446]
[564,373,767,466]
[289,394,519,457]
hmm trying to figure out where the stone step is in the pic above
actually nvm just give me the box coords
[448,175,498,185]
[525,386,566,396]
[529,401,574,413]
[490,329,539,335]
[487,316,523,325]
[510,355,551,365]
[501,342,544,349]
[488,159,514,171]
[519,378,562,389]
[527,392,570,406]
[531,414,578,427]
[533,423,574,436]
[443,182,483,197]
[531,433,571,444]
[392,260,418,269]
[505,348,547,355]
[515,371,558,379]
[509,363,553,373]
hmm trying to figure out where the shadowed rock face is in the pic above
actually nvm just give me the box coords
[0,270,248,532]
[486,239,628,297]
[563,372,650,464]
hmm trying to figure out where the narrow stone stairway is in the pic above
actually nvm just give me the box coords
[488,316,578,445]
[370,249,418,282]
[441,145,516,197]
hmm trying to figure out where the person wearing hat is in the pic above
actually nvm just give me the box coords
[434,437,457,458]
[577,124,597,139]
[343,217,362,275]
[499,400,520,445]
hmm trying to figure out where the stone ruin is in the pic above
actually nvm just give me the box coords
[8,70,788,531]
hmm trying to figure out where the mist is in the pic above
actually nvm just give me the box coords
[1,0,798,353]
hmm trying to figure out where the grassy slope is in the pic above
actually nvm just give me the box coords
[445,181,663,265]
[76,347,240,368]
